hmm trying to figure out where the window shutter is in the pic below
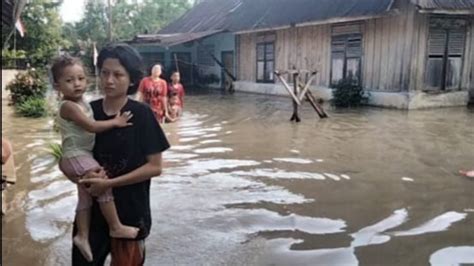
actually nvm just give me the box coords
[332,24,361,36]
[428,29,447,56]
[448,29,465,56]
[346,36,362,58]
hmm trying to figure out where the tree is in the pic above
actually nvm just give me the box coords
[6,0,67,67]
[63,0,192,48]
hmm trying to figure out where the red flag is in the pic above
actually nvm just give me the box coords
[15,19,25,37]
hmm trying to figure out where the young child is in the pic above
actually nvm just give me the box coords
[168,71,185,108]
[165,92,182,123]
[51,55,138,262]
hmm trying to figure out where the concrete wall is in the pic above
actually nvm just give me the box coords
[133,32,235,87]
[235,81,469,109]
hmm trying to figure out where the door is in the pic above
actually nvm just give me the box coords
[221,51,234,89]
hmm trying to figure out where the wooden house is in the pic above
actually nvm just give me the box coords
[134,0,474,108]
[129,0,240,87]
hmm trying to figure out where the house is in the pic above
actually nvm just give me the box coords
[2,0,26,29]
[129,0,241,87]
[133,0,474,108]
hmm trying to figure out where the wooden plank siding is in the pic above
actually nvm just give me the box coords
[238,33,257,81]
[463,17,474,90]
[238,25,331,87]
[237,0,473,92]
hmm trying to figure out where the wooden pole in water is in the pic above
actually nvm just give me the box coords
[298,84,328,118]
[290,72,301,122]
[274,71,301,105]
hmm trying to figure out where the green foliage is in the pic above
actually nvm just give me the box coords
[5,69,48,105]
[62,0,192,52]
[1,49,27,68]
[16,98,48,118]
[46,143,63,161]
[2,49,26,59]
[3,0,66,67]
[332,78,369,107]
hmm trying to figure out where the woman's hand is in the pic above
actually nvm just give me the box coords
[113,111,133,128]
[80,177,112,197]
[80,168,110,196]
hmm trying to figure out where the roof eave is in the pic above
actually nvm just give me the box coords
[235,13,396,35]
[417,9,474,15]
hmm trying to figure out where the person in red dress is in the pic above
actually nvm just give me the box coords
[168,71,185,108]
[137,64,168,123]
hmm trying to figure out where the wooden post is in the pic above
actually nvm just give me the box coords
[298,84,328,118]
[174,53,180,72]
[297,71,317,102]
[275,69,327,121]
[274,71,301,105]
[107,0,113,42]
[290,72,301,122]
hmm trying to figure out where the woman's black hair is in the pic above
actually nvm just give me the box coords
[97,43,144,95]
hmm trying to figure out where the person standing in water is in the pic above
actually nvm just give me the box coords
[51,55,139,262]
[137,64,168,123]
[75,43,170,265]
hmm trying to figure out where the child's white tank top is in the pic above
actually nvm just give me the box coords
[56,100,95,158]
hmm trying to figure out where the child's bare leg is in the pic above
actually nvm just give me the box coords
[73,208,93,262]
[99,201,139,239]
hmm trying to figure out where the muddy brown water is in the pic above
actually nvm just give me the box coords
[2,91,474,265]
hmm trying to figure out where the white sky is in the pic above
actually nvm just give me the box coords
[59,0,193,23]
[60,0,86,23]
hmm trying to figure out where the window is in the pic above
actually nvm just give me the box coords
[425,18,467,90]
[256,33,275,83]
[330,34,362,86]
[197,44,215,66]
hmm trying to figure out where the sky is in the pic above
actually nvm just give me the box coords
[59,0,86,23]
[59,0,194,23]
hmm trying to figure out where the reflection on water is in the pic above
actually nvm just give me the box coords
[2,92,474,265]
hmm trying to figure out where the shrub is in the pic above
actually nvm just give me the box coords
[5,68,48,105]
[332,78,369,107]
[1,49,27,69]
[16,98,48,118]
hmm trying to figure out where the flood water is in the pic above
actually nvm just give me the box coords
[2,91,474,265]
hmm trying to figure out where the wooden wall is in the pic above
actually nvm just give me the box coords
[363,0,416,92]
[237,0,473,92]
[237,25,332,87]
[464,17,474,91]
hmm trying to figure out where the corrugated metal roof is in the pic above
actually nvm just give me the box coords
[227,0,394,32]
[159,0,241,34]
[129,30,222,47]
[411,0,474,11]
[159,0,394,34]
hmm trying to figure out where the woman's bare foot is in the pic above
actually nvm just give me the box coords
[459,170,474,178]
[73,235,93,262]
[109,225,139,239]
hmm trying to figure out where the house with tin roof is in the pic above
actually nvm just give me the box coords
[131,0,474,108]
